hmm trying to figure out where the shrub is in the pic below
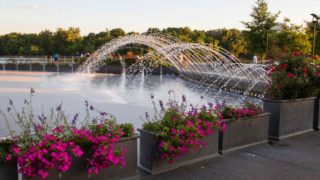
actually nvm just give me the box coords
[266,52,318,100]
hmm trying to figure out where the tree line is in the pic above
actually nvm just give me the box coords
[0,0,318,60]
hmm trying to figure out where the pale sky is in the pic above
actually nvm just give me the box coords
[0,0,319,35]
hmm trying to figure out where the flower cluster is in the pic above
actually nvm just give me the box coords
[72,120,131,176]
[2,89,135,179]
[215,101,263,121]
[266,51,318,100]
[13,127,83,179]
[143,94,223,162]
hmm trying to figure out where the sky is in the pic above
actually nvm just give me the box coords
[0,0,319,35]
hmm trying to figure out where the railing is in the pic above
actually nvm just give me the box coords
[0,56,78,64]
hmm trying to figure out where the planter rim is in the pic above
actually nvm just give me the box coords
[262,97,316,103]
[118,135,139,142]
[222,112,270,123]
[137,128,159,137]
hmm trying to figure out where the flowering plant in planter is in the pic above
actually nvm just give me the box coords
[142,92,223,162]
[71,116,134,176]
[4,88,135,179]
[216,101,263,121]
[266,52,318,100]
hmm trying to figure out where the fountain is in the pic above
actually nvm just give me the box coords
[77,33,271,96]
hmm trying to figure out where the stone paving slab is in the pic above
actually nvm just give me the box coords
[140,131,320,180]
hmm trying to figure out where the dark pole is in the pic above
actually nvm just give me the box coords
[311,14,319,63]
[313,21,317,60]
[266,31,269,58]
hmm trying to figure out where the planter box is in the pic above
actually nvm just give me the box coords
[22,136,139,180]
[263,97,316,141]
[0,160,18,180]
[219,113,269,154]
[138,129,218,175]
[314,98,320,131]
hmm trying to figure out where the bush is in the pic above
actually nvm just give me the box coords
[266,52,318,100]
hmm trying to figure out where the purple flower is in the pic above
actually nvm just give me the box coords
[182,95,186,102]
[159,100,165,111]
[72,113,79,126]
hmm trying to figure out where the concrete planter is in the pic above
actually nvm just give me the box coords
[314,98,320,131]
[219,113,269,154]
[0,160,18,180]
[138,129,218,175]
[263,97,316,141]
[22,136,139,180]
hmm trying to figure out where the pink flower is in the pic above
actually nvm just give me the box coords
[287,73,294,78]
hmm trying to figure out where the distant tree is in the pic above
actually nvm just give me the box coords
[306,21,320,56]
[146,28,161,34]
[221,29,247,56]
[39,30,54,56]
[274,18,311,55]
[110,28,125,38]
[242,0,280,59]
[53,27,82,55]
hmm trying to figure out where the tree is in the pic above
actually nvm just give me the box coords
[242,0,280,59]
[53,27,82,55]
[39,30,54,56]
[306,21,320,56]
[110,28,125,38]
[274,18,311,55]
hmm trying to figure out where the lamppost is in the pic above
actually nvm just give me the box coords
[311,13,319,62]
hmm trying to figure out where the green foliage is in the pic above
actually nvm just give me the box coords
[273,19,311,55]
[118,123,135,137]
[266,53,317,99]
[0,139,14,162]
[306,21,320,55]
[242,0,280,59]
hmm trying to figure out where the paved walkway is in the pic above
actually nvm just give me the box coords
[140,131,320,180]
